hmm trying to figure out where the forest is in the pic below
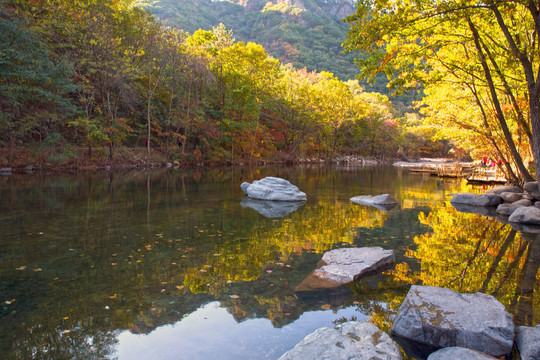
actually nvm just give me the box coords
[0,0,447,169]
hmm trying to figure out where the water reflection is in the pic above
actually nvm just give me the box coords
[0,166,537,359]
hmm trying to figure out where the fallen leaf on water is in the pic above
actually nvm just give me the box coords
[285,313,291,316]
[229,295,239,299]
[5,300,11,305]
[321,304,331,309]
[63,317,69,320]
[266,270,272,273]
[63,330,71,334]
[33,268,42,272]
[226,280,233,284]
[109,294,117,299]
[111,263,117,266]
[160,289,166,293]
[15,266,26,271]
[136,260,142,263]
[176,285,184,290]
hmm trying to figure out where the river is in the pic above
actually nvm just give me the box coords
[0,165,538,359]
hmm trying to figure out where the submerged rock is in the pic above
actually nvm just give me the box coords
[240,177,306,201]
[508,206,540,225]
[427,347,498,360]
[515,325,540,360]
[240,197,305,218]
[296,247,394,291]
[278,321,402,360]
[450,193,502,207]
[391,285,514,358]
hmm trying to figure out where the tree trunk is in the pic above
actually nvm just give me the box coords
[468,17,533,182]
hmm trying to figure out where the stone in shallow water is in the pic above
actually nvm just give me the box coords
[278,321,402,360]
[240,177,306,201]
[427,347,498,360]
[515,325,540,360]
[240,197,305,218]
[508,206,540,225]
[296,247,394,291]
[391,285,514,358]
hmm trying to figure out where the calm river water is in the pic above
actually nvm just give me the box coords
[0,165,538,359]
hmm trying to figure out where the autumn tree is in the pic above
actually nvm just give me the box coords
[344,0,540,183]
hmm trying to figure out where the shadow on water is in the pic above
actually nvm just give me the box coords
[0,165,537,359]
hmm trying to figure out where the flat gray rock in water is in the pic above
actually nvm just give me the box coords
[278,321,402,360]
[240,197,305,218]
[313,247,394,285]
[240,177,306,201]
[350,194,398,205]
[427,347,498,360]
[391,285,514,358]
[515,325,540,360]
[450,193,502,206]
[508,206,540,225]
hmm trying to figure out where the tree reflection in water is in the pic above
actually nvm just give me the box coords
[0,167,538,359]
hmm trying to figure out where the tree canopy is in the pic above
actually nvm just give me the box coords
[345,0,540,183]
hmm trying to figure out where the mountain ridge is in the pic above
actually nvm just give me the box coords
[135,0,363,81]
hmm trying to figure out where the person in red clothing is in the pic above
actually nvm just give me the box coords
[482,156,487,166]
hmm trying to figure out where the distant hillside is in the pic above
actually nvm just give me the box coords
[135,0,370,82]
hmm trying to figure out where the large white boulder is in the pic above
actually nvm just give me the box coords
[278,321,402,360]
[240,177,306,201]
[391,285,514,358]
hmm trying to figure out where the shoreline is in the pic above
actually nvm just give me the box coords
[0,147,439,175]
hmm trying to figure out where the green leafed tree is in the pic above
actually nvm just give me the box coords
[0,7,76,163]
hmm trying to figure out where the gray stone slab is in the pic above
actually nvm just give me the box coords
[515,325,540,360]
[391,285,514,358]
[313,247,394,284]
[278,321,402,360]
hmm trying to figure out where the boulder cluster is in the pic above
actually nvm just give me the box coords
[451,182,540,228]
[280,284,540,359]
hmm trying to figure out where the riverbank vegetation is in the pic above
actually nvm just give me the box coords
[0,0,452,170]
